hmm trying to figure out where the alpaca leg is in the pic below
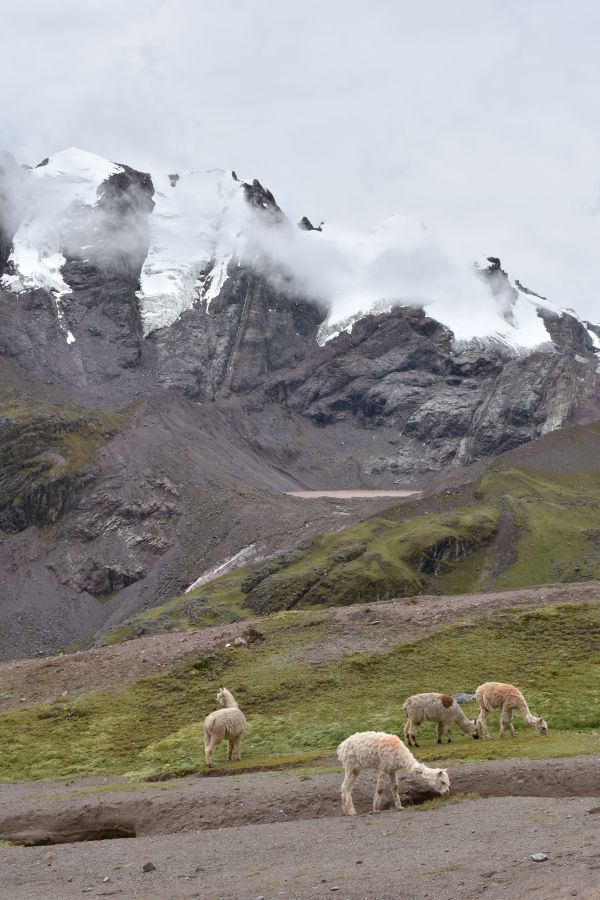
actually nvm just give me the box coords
[227,738,234,760]
[436,722,444,745]
[404,720,415,747]
[205,735,219,766]
[477,709,490,739]
[373,771,386,813]
[507,709,515,737]
[233,735,243,760]
[447,728,452,744]
[341,767,359,816]
[408,721,419,747]
[499,705,511,738]
[389,771,403,810]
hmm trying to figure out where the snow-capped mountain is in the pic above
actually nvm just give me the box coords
[3,147,598,357]
[2,146,600,659]
[1,145,599,455]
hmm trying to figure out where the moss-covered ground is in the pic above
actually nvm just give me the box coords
[477,463,600,588]
[107,505,500,641]
[1,602,597,783]
[108,438,600,640]
[0,386,130,536]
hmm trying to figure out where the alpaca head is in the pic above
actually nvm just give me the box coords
[469,719,480,739]
[532,715,548,736]
[216,688,227,706]
[415,764,450,795]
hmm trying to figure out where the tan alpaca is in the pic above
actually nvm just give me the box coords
[476,682,548,739]
[203,688,247,765]
[336,731,450,816]
[403,692,479,746]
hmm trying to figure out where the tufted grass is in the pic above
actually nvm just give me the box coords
[104,505,499,641]
[0,602,598,783]
[102,421,600,643]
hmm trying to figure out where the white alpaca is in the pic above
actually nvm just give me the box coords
[475,682,548,739]
[336,731,450,816]
[203,688,247,765]
[402,692,480,746]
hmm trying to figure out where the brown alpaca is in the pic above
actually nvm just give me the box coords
[475,682,548,738]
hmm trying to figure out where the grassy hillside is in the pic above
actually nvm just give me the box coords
[107,422,600,641]
[1,602,598,782]
[106,504,499,641]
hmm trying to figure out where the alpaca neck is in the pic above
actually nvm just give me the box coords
[401,746,430,777]
[221,691,238,708]
[458,713,476,735]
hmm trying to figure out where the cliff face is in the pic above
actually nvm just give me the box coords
[1,147,600,658]
[2,147,597,452]
[3,150,600,484]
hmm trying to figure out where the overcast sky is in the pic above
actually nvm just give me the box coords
[3,0,600,317]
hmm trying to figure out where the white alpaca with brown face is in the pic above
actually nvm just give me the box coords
[402,692,480,747]
[203,688,247,766]
[475,682,548,739]
[336,731,450,816]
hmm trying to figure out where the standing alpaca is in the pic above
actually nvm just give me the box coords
[336,731,450,816]
[402,692,479,746]
[475,682,548,739]
[203,688,247,765]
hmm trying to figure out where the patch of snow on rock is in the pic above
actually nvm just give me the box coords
[310,216,555,353]
[1,148,123,342]
[137,170,250,335]
[1,148,122,297]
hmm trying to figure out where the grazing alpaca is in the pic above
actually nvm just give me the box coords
[402,692,479,746]
[203,688,247,765]
[336,731,450,816]
[475,682,548,739]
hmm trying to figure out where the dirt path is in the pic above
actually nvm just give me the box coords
[1,581,599,710]
[1,758,599,898]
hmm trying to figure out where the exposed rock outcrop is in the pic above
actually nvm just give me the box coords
[1,151,600,659]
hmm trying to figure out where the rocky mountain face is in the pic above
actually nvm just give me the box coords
[270,299,599,480]
[1,147,599,658]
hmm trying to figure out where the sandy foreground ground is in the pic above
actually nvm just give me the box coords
[1,756,599,899]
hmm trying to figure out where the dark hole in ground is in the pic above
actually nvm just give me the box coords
[4,824,137,846]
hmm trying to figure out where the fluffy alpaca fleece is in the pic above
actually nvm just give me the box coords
[402,692,479,746]
[203,688,247,765]
[475,682,548,738]
[336,731,450,816]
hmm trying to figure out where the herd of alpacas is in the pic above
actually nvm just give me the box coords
[203,681,548,816]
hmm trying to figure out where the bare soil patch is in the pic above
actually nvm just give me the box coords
[287,489,420,498]
[1,755,598,846]
[1,762,599,898]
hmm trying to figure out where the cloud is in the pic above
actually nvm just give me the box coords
[2,1,600,319]
[246,211,550,347]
